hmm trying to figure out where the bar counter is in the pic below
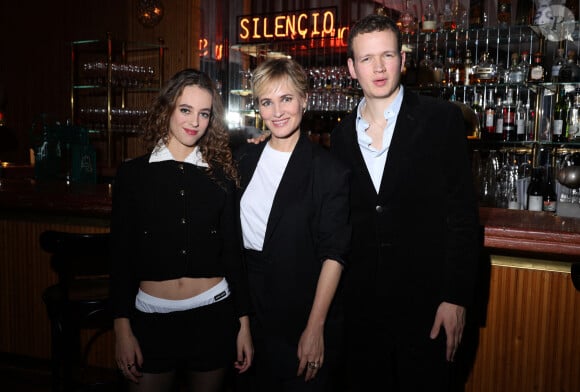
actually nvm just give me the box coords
[1,176,579,392]
[2,177,580,259]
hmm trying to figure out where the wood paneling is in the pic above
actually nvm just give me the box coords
[465,259,580,392]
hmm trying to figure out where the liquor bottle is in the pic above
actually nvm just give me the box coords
[518,51,531,83]
[515,0,534,25]
[402,52,418,86]
[432,51,445,85]
[441,0,457,32]
[418,51,434,87]
[464,49,474,86]
[494,96,504,141]
[552,87,569,143]
[497,0,512,28]
[422,0,438,33]
[551,47,566,83]
[507,52,524,84]
[503,89,516,141]
[475,52,498,83]
[528,52,546,83]
[558,50,580,83]
[471,92,485,136]
[483,90,496,140]
[515,99,527,141]
[543,168,557,212]
[527,167,544,212]
[568,88,580,141]
[443,48,457,86]
[453,49,465,85]
[469,0,484,28]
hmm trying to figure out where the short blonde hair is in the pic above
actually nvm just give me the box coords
[251,58,308,103]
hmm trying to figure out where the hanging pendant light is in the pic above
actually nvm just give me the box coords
[137,0,164,28]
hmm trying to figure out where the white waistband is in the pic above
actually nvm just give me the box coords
[135,278,230,313]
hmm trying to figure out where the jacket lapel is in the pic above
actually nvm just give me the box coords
[377,90,421,199]
[263,134,312,249]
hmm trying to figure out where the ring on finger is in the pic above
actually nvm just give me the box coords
[307,361,319,369]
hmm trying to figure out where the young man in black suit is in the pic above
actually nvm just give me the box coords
[330,13,480,392]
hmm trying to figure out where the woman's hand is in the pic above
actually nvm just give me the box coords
[296,325,324,382]
[114,318,143,383]
[234,315,253,373]
[246,130,270,144]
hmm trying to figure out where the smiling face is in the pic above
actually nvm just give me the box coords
[257,76,306,143]
[347,29,404,103]
[166,85,212,159]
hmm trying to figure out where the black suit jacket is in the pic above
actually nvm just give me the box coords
[331,89,480,333]
[235,133,351,344]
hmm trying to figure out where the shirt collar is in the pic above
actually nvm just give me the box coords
[149,141,209,167]
[356,85,404,124]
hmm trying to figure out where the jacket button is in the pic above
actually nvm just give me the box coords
[180,218,186,224]
[179,189,185,196]
[181,249,187,255]
[375,205,384,213]
[177,163,184,171]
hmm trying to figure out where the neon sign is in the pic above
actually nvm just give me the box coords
[237,7,342,44]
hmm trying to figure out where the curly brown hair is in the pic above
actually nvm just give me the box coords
[140,68,239,186]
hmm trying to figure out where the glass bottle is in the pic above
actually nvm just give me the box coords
[543,168,557,212]
[471,91,485,136]
[552,87,569,143]
[518,51,531,84]
[494,95,504,141]
[483,90,496,140]
[515,99,527,141]
[475,52,497,84]
[469,0,484,28]
[454,49,465,85]
[551,47,566,83]
[422,0,438,33]
[441,0,457,32]
[527,167,544,212]
[464,49,474,86]
[431,50,445,86]
[497,0,512,28]
[558,50,580,83]
[443,48,457,86]
[402,52,418,86]
[418,51,434,87]
[507,52,521,84]
[397,0,418,35]
[568,88,580,141]
[515,0,534,25]
[481,149,499,207]
[503,89,516,141]
[528,52,546,83]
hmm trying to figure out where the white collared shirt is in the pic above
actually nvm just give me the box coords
[355,86,404,192]
[149,142,209,167]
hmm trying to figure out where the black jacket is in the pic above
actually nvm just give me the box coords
[330,89,480,331]
[235,133,351,344]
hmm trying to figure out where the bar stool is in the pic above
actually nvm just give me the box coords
[40,230,116,392]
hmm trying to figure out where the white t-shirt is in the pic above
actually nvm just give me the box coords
[240,143,291,251]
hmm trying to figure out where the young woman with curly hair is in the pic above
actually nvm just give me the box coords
[110,68,253,392]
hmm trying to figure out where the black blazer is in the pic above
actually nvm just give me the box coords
[331,89,480,331]
[235,133,351,343]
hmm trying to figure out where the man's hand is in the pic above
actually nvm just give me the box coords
[429,302,465,362]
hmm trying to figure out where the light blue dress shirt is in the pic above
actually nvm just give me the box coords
[355,86,404,192]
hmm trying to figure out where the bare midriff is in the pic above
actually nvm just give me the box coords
[140,277,224,300]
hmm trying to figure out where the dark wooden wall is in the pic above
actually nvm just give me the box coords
[0,0,199,166]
